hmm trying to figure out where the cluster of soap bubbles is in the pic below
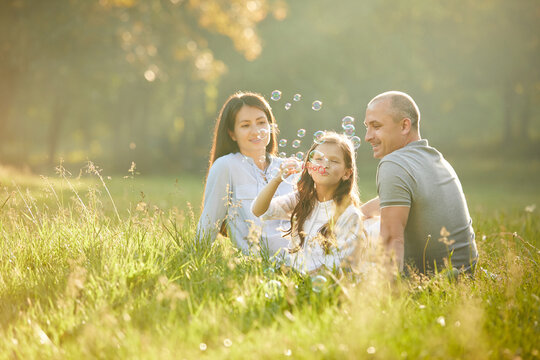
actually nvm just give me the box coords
[269,90,364,186]
[340,116,361,150]
[271,89,319,113]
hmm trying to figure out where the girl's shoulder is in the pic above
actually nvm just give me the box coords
[339,203,363,221]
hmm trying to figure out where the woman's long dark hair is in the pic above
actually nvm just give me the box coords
[285,132,360,253]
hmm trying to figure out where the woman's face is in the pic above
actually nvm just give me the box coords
[228,105,271,157]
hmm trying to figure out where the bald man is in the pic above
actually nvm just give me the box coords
[363,91,478,275]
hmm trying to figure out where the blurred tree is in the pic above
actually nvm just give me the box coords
[1,0,537,173]
[0,0,288,171]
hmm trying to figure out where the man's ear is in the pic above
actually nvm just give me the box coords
[228,130,237,141]
[401,118,412,134]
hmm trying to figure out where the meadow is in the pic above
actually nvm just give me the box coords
[0,156,539,359]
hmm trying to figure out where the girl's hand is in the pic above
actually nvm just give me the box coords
[279,157,303,179]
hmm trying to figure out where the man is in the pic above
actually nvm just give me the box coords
[363,91,478,275]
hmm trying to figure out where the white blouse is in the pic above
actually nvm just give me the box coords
[197,153,294,255]
[260,192,375,273]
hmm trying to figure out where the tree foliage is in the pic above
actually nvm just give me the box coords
[0,0,537,173]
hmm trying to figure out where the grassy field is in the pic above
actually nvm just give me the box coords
[0,157,539,359]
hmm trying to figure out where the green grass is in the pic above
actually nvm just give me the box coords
[0,159,539,359]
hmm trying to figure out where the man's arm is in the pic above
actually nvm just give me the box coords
[360,197,380,218]
[380,206,410,272]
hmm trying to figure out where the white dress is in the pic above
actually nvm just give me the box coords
[260,192,379,273]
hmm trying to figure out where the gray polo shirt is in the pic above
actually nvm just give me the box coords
[377,139,478,274]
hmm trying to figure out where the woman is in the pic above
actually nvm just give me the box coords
[197,91,294,255]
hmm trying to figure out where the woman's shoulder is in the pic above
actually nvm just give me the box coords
[268,154,287,165]
[207,154,237,179]
[211,153,241,169]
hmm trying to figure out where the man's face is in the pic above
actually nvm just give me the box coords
[364,100,406,159]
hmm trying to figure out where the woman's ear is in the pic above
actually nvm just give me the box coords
[342,168,352,181]
[228,130,237,141]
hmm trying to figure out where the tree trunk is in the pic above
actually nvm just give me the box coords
[503,82,514,143]
[48,100,67,166]
[518,92,530,144]
[0,62,20,152]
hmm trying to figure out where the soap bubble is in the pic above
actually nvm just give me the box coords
[279,152,287,158]
[285,102,291,110]
[308,149,325,163]
[293,94,302,101]
[271,90,282,101]
[350,136,361,149]
[264,279,282,299]
[281,159,303,185]
[297,129,306,138]
[313,130,325,144]
[311,275,328,293]
[343,124,355,137]
[341,116,354,127]
[269,167,281,179]
[295,152,304,161]
[256,127,270,140]
[279,139,287,147]
[292,139,301,148]
[312,100,322,111]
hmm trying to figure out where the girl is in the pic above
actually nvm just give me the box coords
[252,131,376,273]
[197,92,294,255]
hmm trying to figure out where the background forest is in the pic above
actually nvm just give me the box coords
[1,0,538,176]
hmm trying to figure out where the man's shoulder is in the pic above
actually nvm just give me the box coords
[380,140,439,170]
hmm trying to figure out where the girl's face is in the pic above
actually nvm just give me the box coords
[307,142,351,187]
[228,105,271,158]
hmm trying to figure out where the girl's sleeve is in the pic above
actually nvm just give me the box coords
[196,158,231,243]
[331,208,367,268]
[260,192,298,221]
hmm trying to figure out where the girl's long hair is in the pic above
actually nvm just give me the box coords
[203,91,278,235]
[285,132,360,253]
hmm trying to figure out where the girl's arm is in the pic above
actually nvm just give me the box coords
[252,176,283,217]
